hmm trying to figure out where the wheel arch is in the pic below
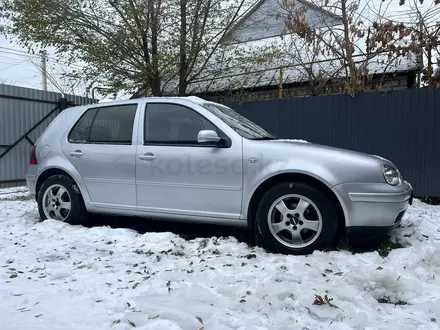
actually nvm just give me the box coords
[246,173,347,236]
[36,167,87,203]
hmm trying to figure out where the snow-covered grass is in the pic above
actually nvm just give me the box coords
[0,187,439,330]
[0,186,31,200]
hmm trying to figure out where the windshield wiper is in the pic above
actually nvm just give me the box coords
[249,136,279,140]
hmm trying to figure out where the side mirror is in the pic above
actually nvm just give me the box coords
[197,130,221,144]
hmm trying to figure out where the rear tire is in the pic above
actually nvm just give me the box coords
[38,174,88,225]
[256,181,339,255]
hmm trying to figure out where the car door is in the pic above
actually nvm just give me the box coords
[135,102,243,219]
[61,102,139,210]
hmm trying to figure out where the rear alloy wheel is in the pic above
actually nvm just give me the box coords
[256,181,339,255]
[42,184,72,221]
[38,174,88,225]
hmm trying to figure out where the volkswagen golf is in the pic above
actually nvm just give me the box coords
[26,96,413,255]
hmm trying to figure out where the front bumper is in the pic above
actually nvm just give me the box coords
[332,180,413,239]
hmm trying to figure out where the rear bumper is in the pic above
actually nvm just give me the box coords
[26,175,36,196]
[25,166,38,196]
[332,181,413,237]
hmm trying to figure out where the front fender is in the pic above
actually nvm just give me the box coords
[241,158,341,219]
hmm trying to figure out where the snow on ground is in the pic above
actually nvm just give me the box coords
[0,187,439,330]
[0,186,31,200]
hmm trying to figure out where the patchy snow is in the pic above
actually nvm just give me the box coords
[0,187,439,330]
[183,38,419,95]
[0,186,31,200]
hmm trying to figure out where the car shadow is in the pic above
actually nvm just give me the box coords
[83,214,397,255]
[84,214,257,246]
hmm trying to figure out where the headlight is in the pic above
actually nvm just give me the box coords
[382,164,401,186]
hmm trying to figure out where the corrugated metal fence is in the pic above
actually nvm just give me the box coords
[1,85,438,196]
[232,88,439,196]
[0,84,94,187]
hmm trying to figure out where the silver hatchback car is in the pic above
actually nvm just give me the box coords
[26,96,413,254]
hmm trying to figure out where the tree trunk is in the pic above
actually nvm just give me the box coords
[178,0,188,96]
[148,0,161,96]
[341,0,357,90]
[427,46,433,87]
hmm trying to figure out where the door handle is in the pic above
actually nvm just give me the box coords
[69,150,83,157]
[138,153,156,161]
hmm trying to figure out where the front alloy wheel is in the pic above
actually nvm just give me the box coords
[268,194,323,249]
[256,181,339,254]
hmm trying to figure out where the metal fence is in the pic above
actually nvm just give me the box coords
[1,85,438,196]
[0,84,95,187]
[231,87,440,196]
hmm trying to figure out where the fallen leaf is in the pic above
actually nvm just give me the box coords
[126,319,136,327]
[111,319,120,327]
[313,295,325,305]
[35,314,43,318]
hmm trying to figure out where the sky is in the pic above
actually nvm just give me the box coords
[0,37,46,90]
[0,0,436,100]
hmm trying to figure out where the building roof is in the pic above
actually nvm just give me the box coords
[131,0,421,99]
[220,0,342,44]
[183,49,419,95]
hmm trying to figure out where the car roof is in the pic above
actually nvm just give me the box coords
[96,96,207,105]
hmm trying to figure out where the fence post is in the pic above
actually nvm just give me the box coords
[59,97,68,113]
[279,67,283,99]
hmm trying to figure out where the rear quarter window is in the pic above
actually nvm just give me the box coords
[68,108,98,143]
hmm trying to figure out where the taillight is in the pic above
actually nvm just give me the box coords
[30,146,38,165]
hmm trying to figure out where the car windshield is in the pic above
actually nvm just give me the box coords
[201,102,278,140]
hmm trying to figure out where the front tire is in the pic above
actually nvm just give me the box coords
[38,174,88,225]
[256,181,339,255]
